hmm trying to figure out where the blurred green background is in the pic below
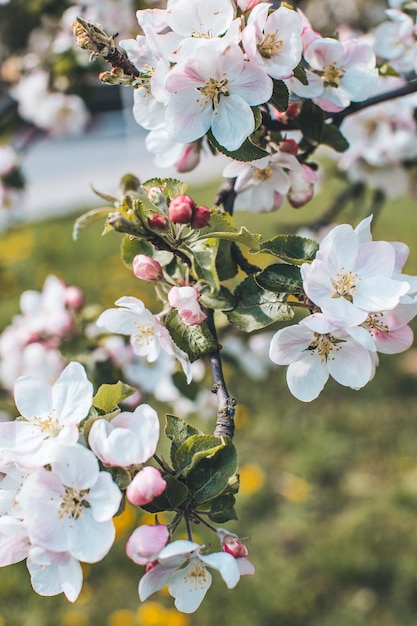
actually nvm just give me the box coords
[2,170,417,626]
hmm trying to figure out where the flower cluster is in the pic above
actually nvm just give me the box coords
[269,217,417,401]
[119,0,378,164]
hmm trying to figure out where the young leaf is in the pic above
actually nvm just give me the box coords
[165,414,202,469]
[93,381,136,413]
[197,210,262,250]
[165,310,218,362]
[255,263,304,294]
[258,234,319,264]
[175,434,228,476]
[298,100,324,145]
[199,285,236,311]
[121,236,154,268]
[187,238,220,293]
[73,207,114,240]
[227,276,294,332]
[141,177,187,199]
[182,437,238,505]
[293,62,308,85]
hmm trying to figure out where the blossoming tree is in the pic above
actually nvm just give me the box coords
[2,0,417,616]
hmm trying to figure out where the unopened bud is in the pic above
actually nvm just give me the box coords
[218,529,249,558]
[147,186,168,211]
[65,286,84,310]
[175,142,201,173]
[168,194,196,224]
[126,466,167,506]
[191,205,211,229]
[133,255,163,282]
[148,213,168,231]
[279,139,298,155]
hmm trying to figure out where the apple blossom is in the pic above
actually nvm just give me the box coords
[17,444,122,563]
[138,539,241,613]
[301,223,410,327]
[88,404,160,467]
[289,37,378,112]
[165,0,236,39]
[164,38,273,151]
[269,313,375,402]
[126,466,167,506]
[223,151,306,212]
[168,286,207,325]
[27,546,83,603]
[96,296,192,381]
[373,9,417,75]
[0,361,93,467]
[242,4,303,80]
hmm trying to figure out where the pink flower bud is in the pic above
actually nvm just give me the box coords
[64,286,84,310]
[168,194,196,224]
[133,255,163,282]
[147,186,168,211]
[126,524,170,565]
[234,0,260,10]
[175,142,201,173]
[288,164,317,209]
[148,213,168,231]
[191,205,211,229]
[279,139,298,156]
[126,466,167,506]
[222,533,249,558]
[168,286,207,326]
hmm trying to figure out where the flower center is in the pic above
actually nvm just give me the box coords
[331,270,359,302]
[321,61,345,88]
[366,313,389,335]
[253,165,273,181]
[257,31,283,58]
[32,412,61,437]
[59,486,90,520]
[183,558,210,590]
[133,322,155,346]
[308,333,343,362]
[198,76,229,109]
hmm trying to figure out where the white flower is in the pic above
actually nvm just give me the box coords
[223,152,305,212]
[139,539,241,613]
[27,546,83,603]
[165,0,236,38]
[17,444,121,563]
[0,362,93,467]
[88,404,160,467]
[301,222,410,327]
[96,297,192,382]
[242,3,303,79]
[165,38,272,151]
[289,37,378,112]
[269,313,375,401]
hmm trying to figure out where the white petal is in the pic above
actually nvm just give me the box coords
[286,357,329,402]
[169,561,212,613]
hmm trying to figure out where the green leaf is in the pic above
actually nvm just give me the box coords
[121,236,154,268]
[72,207,114,240]
[258,234,319,265]
[165,414,202,469]
[321,123,349,152]
[141,177,187,199]
[93,381,136,413]
[227,276,294,332]
[175,434,229,476]
[165,310,218,362]
[298,100,324,145]
[215,240,238,281]
[208,494,238,523]
[293,62,308,85]
[181,436,238,505]
[199,285,236,311]
[270,79,290,113]
[109,467,132,490]
[141,474,189,513]
[206,128,268,162]
[255,264,304,294]
[187,238,220,293]
[197,210,261,250]
[118,173,141,195]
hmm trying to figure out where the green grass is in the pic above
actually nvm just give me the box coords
[1,175,417,625]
